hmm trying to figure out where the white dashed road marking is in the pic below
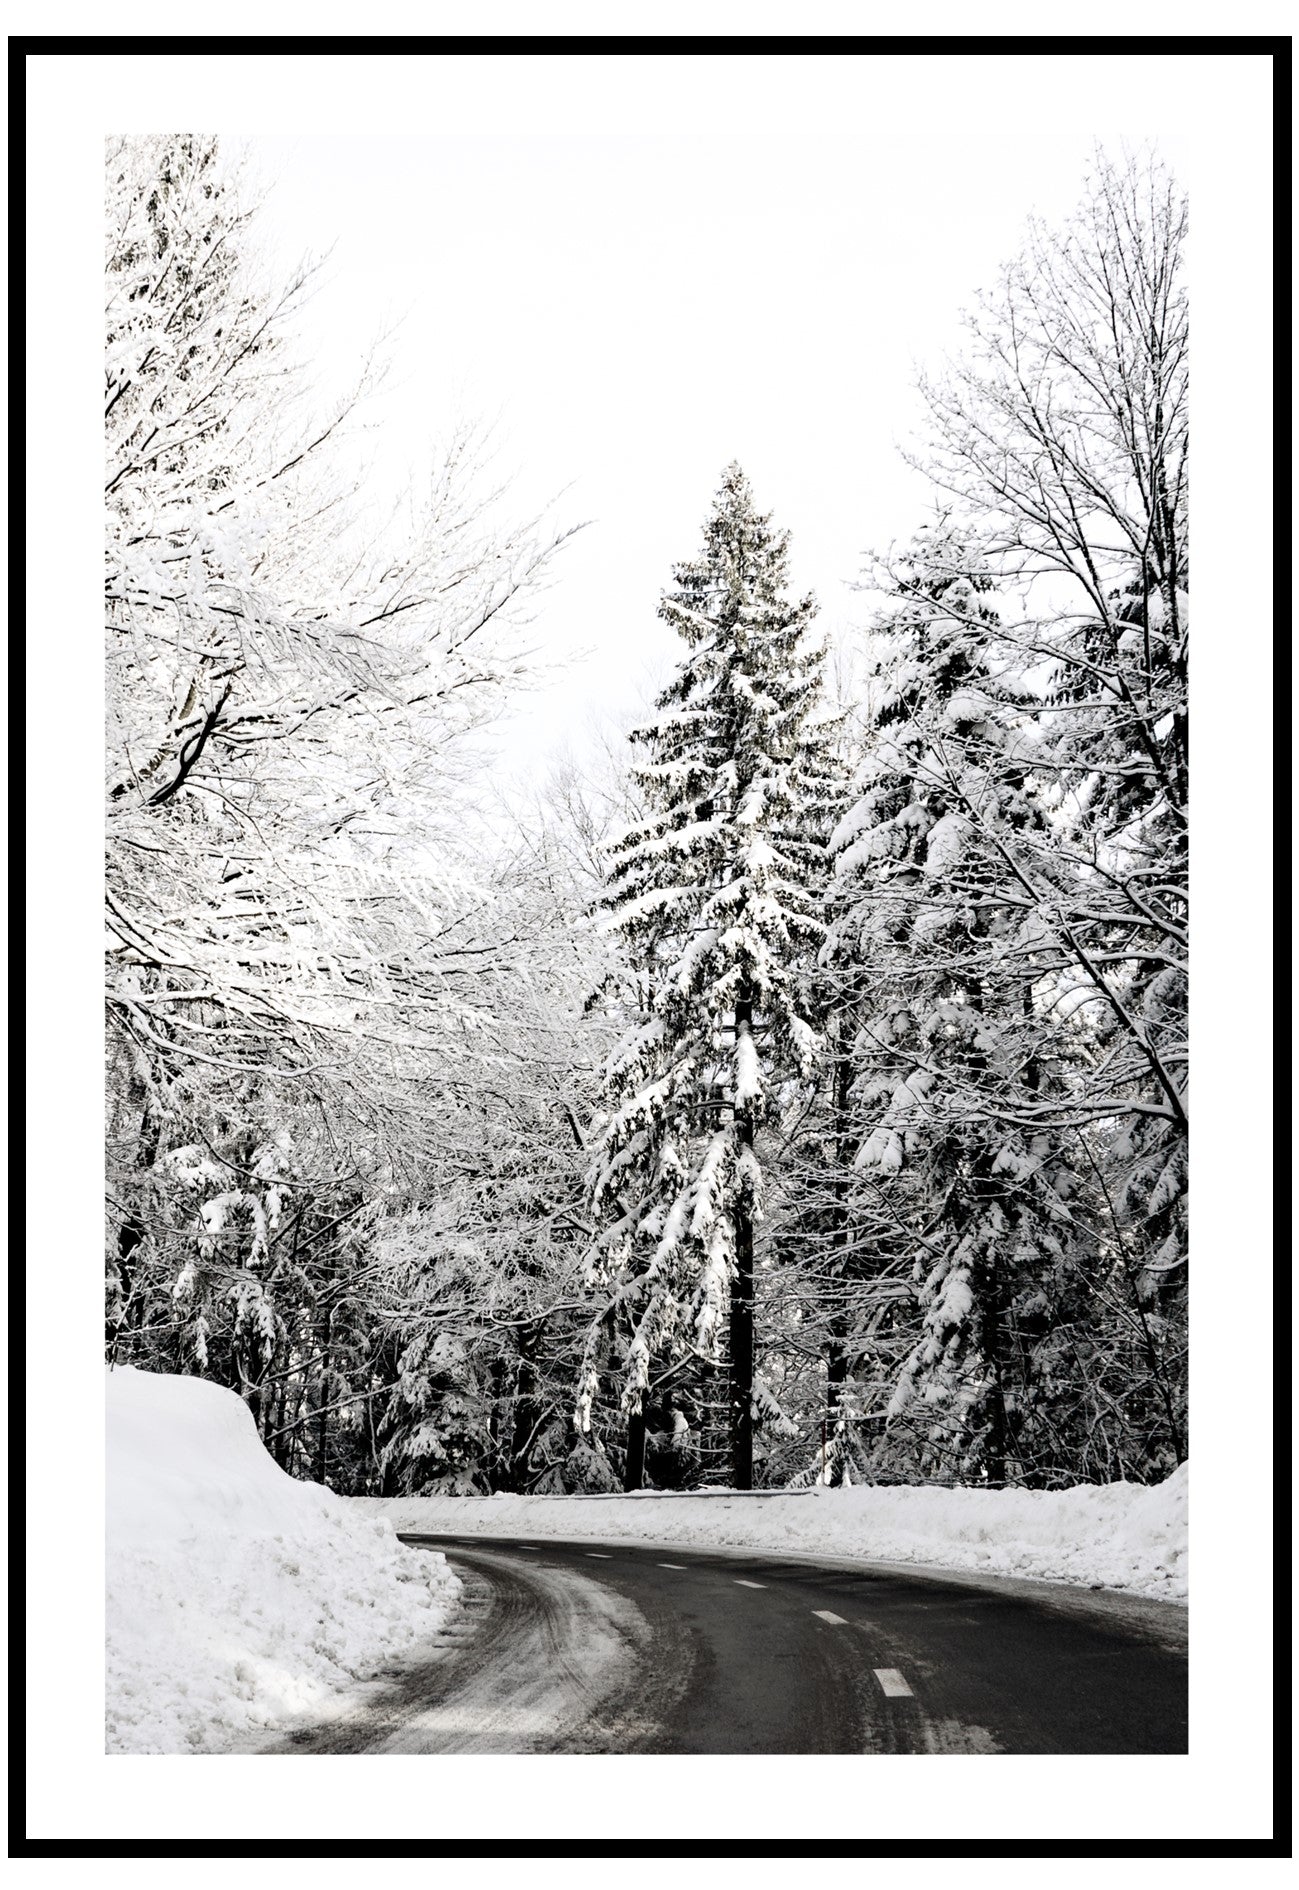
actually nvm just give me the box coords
[586,1552,612,1559]
[517,1545,539,1551]
[734,1579,767,1589]
[874,1668,913,1697]
[812,1610,848,1625]
[657,1563,687,1570]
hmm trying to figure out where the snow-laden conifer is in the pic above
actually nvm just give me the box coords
[829,521,1089,1484]
[583,465,843,1488]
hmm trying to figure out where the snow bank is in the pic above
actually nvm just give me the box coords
[360,1465,1187,1603]
[106,1366,460,1754]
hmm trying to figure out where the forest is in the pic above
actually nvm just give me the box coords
[105,135,1188,1499]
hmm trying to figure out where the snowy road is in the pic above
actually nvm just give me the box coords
[272,1535,1188,1755]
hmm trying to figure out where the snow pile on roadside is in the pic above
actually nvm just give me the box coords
[360,1464,1187,1602]
[106,1366,460,1754]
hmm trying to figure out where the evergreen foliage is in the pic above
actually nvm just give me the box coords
[582,465,844,1486]
[828,523,1092,1483]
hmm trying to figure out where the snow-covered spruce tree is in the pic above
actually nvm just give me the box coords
[581,465,843,1489]
[830,521,1093,1486]
[741,674,905,1490]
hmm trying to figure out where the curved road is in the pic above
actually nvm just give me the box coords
[272,1534,1187,1755]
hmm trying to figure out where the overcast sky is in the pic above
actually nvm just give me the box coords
[238,130,1145,778]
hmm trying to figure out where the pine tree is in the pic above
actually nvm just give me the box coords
[583,465,843,1488]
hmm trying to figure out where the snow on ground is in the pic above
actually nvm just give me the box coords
[360,1465,1187,1603]
[106,1365,461,1754]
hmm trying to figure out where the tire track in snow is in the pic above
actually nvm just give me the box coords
[268,1544,650,1755]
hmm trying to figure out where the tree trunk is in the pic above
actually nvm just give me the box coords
[487,1356,507,1492]
[824,1021,855,1486]
[316,1311,332,1488]
[981,1259,1009,1488]
[269,1367,291,1470]
[624,1404,647,1491]
[730,987,756,1490]
[510,1341,540,1492]
[826,1339,848,1485]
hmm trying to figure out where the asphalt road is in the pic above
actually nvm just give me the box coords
[271,1533,1188,1756]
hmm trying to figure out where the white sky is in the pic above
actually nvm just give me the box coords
[24,40,1279,1854]
[238,129,1146,778]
